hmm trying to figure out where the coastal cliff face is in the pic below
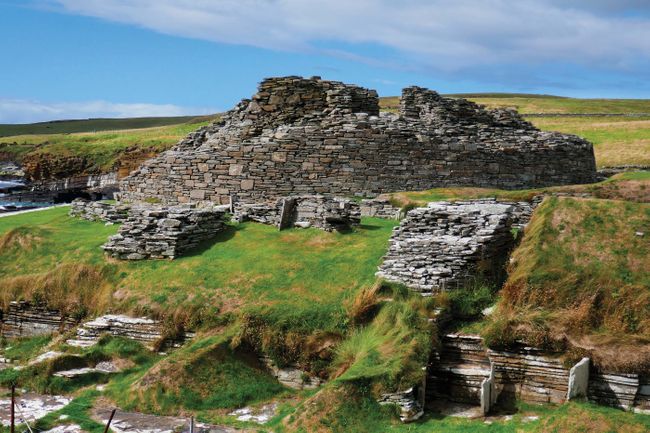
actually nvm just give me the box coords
[118,76,597,206]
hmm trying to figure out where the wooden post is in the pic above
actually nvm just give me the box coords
[102,408,117,433]
[10,385,15,433]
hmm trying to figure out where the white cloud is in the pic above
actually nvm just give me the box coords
[46,0,650,73]
[0,98,217,124]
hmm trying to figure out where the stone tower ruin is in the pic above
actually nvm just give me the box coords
[117,76,596,205]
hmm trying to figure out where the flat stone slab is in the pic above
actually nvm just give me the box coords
[93,408,239,433]
[54,361,120,378]
[229,403,278,424]
[42,424,84,433]
[0,393,70,426]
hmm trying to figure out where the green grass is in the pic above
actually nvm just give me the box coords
[386,171,650,210]
[0,335,51,362]
[0,115,214,137]
[482,196,650,370]
[106,334,288,415]
[275,382,650,433]
[0,120,212,174]
[332,285,435,391]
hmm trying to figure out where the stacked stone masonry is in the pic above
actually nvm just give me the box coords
[360,199,401,219]
[0,301,77,338]
[117,76,596,206]
[427,334,650,413]
[377,200,534,293]
[102,206,227,260]
[69,198,129,223]
[233,195,360,231]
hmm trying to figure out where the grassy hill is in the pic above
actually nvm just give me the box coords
[0,115,215,137]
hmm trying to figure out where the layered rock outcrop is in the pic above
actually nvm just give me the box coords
[0,301,77,338]
[118,76,596,206]
[427,334,650,413]
[66,314,193,350]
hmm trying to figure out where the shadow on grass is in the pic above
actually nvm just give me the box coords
[182,224,242,257]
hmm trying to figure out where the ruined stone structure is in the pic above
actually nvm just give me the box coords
[69,198,129,223]
[102,206,227,260]
[427,334,650,413]
[360,199,401,219]
[117,76,596,206]
[0,301,77,338]
[233,195,361,231]
[377,200,534,293]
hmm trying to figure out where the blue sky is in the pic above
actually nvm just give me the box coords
[1,0,649,123]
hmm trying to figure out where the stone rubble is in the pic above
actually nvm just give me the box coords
[228,403,278,424]
[377,200,534,294]
[260,356,323,390]
[118,76,596,206]
[102,205,227,260]
[378,387,425,422]
[69,198,129,223]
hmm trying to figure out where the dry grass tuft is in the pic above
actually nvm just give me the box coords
[0,263,114,317]
[0,227,46,252]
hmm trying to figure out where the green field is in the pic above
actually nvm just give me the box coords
[0,115,214,137]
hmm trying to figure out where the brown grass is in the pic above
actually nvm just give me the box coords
[0,263,114,316]
[345,283,381,325]
[0,227,45,251]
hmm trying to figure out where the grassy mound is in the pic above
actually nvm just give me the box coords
[0,207,396,331]
[110,335,287,415]
[0,120,211,176]
[386,171,650,210]
[483,196,650,371]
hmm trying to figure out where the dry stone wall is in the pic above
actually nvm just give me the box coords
[233,195,360,232]
[118,76,596,206]
[102,206,227,260]
[69,198,129,223]
[360,199,401,219]
[377,200,532,294]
